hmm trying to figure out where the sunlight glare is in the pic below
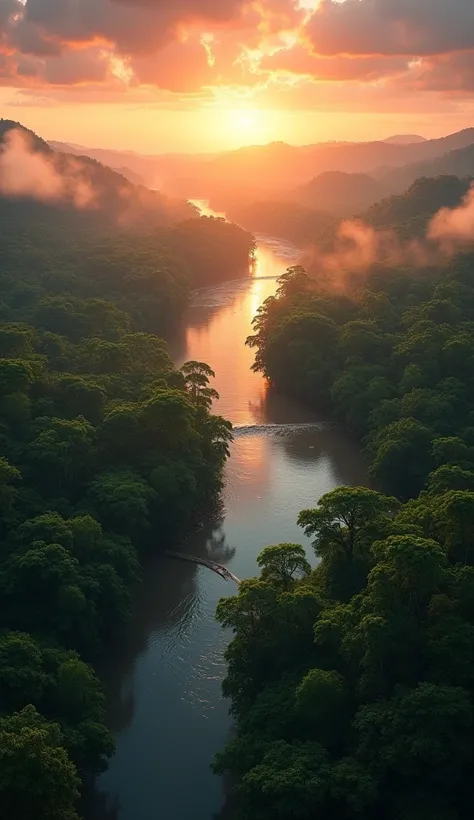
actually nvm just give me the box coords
[223,108,274,145]
[249,278,264,322]
[231,109,258,133]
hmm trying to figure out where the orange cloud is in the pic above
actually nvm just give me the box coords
[407,51,474,93]
[0,0,299,93]
[0,0,473,124]
[303,0,474,57]
[261,44,410,82]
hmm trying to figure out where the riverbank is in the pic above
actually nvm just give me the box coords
[88,221,371,820]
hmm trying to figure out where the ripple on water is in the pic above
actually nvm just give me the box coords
[232,422,333,437]
[138,569,228,716]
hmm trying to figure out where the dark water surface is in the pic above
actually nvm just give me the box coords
[89,204,369,820]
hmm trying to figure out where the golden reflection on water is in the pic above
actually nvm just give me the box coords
[248,278,263,322]
[174,203,299,425]
[191,199,226,219]
[181,277,280,426]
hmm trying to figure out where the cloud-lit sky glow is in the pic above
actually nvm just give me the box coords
[1,0,474,152]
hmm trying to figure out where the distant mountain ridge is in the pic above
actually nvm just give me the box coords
[293,171,388,215]
[203,129,474,187]
[159,128,474,202]
[33,124,474,240]
[49,128,474,199]
[380,143,474,194]
[383,134,426,144]
[48,139,219,189]
[111,166,145,186]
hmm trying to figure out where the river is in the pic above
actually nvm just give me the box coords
[89,203,369,820]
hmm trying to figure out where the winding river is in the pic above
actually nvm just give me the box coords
[89,204,369,820]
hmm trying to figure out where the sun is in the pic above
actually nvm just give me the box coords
[235,111,255,129]
[211,104,273,148]
[230,109,259,134]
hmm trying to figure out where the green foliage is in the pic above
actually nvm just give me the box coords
[248,246,474,497]
[0,340,228,810]
[0,633,112,773]
[298,487,398,599]
[0,155,254,336]
[224,199,336,246]
[0,457,21,518]
[0,705,81,820]
[217,484,474,818]
[257,543,311,590]
[170,216,256,286]
[0,121,241,817]
[226,223,474,819]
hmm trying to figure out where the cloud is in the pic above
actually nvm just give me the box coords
[406,51,474,93]
[304,0,474,57]
[0,0,473,113]
[261,44,409,82]
[130,41,215,93]
[16,0,253,55]
[254,71,468,115]
[0,0,21,30]
[0,0,285,92]
[258,0,474,100]
[10,17,62,56]
[42,48,110,85]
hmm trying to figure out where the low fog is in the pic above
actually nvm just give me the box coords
[0,129,97,209]
[304,182,474,288]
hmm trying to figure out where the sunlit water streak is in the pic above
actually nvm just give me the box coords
[88,202,370,820]
[233,422,333,436]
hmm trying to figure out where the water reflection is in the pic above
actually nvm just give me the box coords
[89,212,370,820]
[167,230,300,427]
[90,426,369,820]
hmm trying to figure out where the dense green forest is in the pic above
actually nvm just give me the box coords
[215,484,474,819]
[362,175,471,240]
[0,122,254,818]
[214,179,474,818]
[214,199,336,247]
[0,120,255,331]
[0,315,232,817]
[245,202,474,499]
[0,202,255,332]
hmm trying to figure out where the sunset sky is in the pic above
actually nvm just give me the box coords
[1,0,474,153]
